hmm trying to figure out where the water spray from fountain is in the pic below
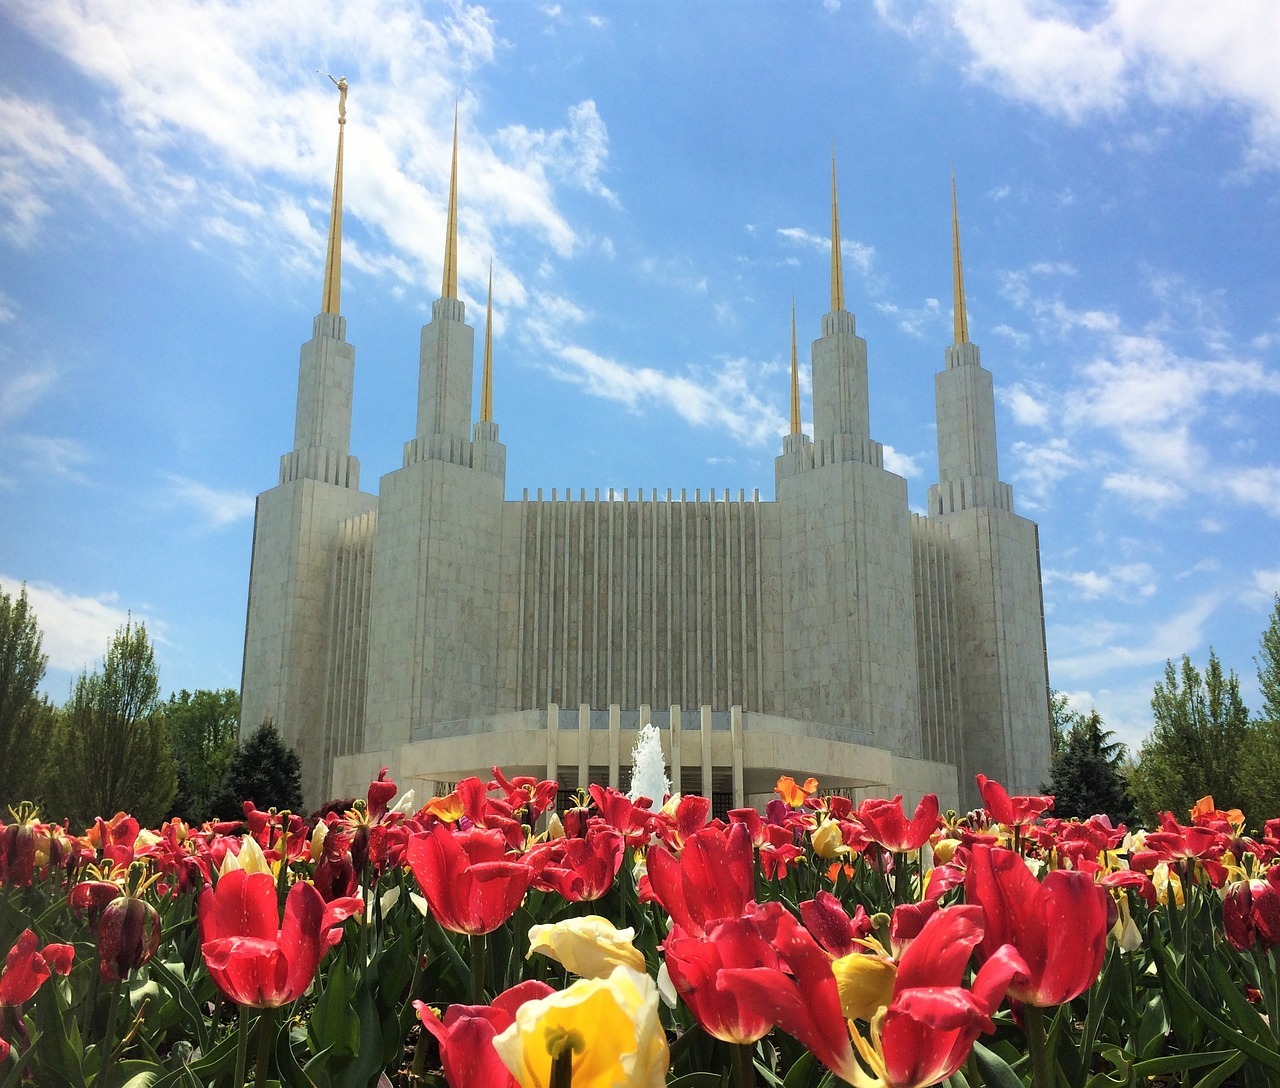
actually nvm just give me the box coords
[626,722,671,804]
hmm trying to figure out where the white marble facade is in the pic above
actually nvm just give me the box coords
[240,154,1052,814]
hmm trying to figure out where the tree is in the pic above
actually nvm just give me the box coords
[1043,709,1134,824]
[164,688,240,824]
[1128,649,1250,825]
[0,583,54,808]
[48,619,178,827]
[1235,596,1280,826]
[212,720,303,818]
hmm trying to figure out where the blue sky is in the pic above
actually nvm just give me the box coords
[2,0,1278,756]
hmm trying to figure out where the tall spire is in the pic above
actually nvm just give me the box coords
[951,170,969,345]
[320,76,347,316]
[789,296,802,435]
[441,105,460,300]
[480,260,494,422]
[830,148,845,313]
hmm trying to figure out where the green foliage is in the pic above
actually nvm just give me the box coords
[1236,595,1280,824]
[1048,689,1073,758]
[46,618,178,826]
[1043,708,1134,824]
[1128,649,1250,825]
[164,687,240,823]
[213,719,303,817]
[0,582,54,808]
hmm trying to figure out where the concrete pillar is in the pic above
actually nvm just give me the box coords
[670,703,682,796]
[730,705,744,808]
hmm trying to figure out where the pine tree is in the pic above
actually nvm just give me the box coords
[0,583,53,808]
[47,619,178,827]
[212,720,303,818]
[1044,709,1134,824]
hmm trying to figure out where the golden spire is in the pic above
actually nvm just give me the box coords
[951,170,969,344]
[480,259,494,422]
[830,147,845,313]
[320,75,347,315]
[441,105,459,300]
[789,296,802,435]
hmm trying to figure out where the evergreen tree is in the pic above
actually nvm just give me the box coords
[1129,649,1250,825]
[1236,596,1280,827]
[47,619,178,827]
[164,688,240,823]
[212,720,303,818]
[1044,709,1134,824]
[0,583,53,808]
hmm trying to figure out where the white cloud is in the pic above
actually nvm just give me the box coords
[776,226,875,277]
[1244,569,1280,607]
[0,575,160,679]
[0,291,15,324]
[2,0,615,312]
[165,474,255,529]
[1044,561,1157,602]
[1002,383,1048,427]
[8,434,91,483]
[1009,436,1082,506]
[883,445,921,478]
[877,0,1280,170]
[1101,472,1185,509]
[523,316,786,447]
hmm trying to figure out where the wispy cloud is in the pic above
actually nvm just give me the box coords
[164,473,255,530]
[776,226,875,277]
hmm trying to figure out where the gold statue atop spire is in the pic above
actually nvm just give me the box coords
[951,171,969,345]
[789,296,802,435]
[442,106,460,300]
[320,75,347,316]
[830,148,845,313]
[480,260,495,423]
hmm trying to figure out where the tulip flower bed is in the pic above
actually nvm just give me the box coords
[2,771,1280,1088]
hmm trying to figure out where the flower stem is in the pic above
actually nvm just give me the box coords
[730,1041,756,1088]
[254,1005,276,1087]
[97,979,123,1088]
[1024,1003,1051,1088]
[234,1004,251,1088]
[469,932,489,1004]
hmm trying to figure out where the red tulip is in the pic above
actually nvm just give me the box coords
[199,869,360,1008]
[716,901,863,1082]
[98,895,161,983]
[857,794,940,852]
[875,906,1027,1088]
[415,979,555,1088]
[975,775,1053,827]
[405,824,534,935]
[664,916,781,1044]
[964,844,1108,1006]
[647,823,755,937]
[1223,869,1280,952]
[799,890,873,958]
[528,828,623,902]
[0,929,74,1006]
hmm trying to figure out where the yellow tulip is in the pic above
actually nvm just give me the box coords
[527,916,647,979]
[832,947,897,1022]
[218,834,273,877]
[493,965,668,1088]
[811,818,847,860]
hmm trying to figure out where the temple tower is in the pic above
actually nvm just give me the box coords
[775,158,922,759]
[240,78,378,804]
[362,111,508,756]
[929,176,1051,801]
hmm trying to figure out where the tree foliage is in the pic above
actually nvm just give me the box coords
[1043,707,1134,824]
[1235,595,1280,823]
[212,719,303,818]
[1129,649,1250,826]
[48,619,178,827]
[164,688,240,823]
[0,583,54,808]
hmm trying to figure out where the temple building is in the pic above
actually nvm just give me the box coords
[239,86,1052,812]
